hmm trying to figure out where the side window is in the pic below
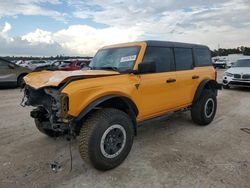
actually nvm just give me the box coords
[0,60,9,69]
[195,48,212,66]
[174,48,193,71]
[143,47,175,73]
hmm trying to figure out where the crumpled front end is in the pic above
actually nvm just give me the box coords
[22,69,120,134]
[22,86,70,133]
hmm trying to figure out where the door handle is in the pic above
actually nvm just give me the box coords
[192,75,199,79]
[166,78,176,83]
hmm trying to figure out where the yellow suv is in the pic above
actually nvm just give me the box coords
[22,41,221,170]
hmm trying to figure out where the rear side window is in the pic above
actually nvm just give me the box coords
[195,48,212,66]
[143,47,175,73]
[174,48,193,71]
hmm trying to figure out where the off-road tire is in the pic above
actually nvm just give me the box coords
[79,108,134,171]
[35,119,62,137]
[191,89,217,126]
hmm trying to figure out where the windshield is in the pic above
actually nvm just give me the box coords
[233,59,250,67]
[89,46,140,72]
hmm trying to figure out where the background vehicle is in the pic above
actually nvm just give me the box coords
[14,60,53,71]
[213,59,227,68]
[54,59,91,71]
[15,60,36,70]
[26,60,52,71]
[0,57,30,87]
[23,41,221,171]
[223,59,250,89]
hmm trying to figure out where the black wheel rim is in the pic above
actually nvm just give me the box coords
[100,124,126,158]
[204,98,214,118]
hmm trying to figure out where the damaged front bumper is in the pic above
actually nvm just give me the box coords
[22,86,73,134]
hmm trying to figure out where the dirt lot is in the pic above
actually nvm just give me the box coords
[0,69,249,188]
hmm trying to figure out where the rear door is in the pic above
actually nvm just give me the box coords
[138,46,178,119]
[174,48,199,106]
[0,59,17,84]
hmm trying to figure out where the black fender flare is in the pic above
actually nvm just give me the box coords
[193,80,222,103]
[75,95,139,135]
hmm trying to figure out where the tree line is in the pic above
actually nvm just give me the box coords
[211,46,250,57]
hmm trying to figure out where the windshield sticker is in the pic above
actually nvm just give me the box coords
[120,55,137,62]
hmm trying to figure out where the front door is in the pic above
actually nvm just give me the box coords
[137,47,178,120]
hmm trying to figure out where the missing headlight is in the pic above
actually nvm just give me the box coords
[61,93,69,118]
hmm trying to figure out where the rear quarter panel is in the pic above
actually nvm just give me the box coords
[193,66,216,98]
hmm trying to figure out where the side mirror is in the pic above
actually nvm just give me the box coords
[138,61,156,74]
[8,63,15,69]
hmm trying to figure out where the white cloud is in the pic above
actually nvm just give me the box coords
[0,22,14,42]
[0,23,141,56]
[0,0,67,21]
[22,29,54,44]
[69,0,250,49]
[2,22,11,33]
[53,25,141,55]
[0,0,250,56]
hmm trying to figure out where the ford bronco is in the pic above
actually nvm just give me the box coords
[22,41,221,170]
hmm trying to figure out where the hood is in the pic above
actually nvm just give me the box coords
[226,67,250,74]
[24,70,120,89]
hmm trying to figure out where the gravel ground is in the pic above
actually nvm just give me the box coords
[0,69,249,188]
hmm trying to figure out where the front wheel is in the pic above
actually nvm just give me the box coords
[191,90,217,126]
[79,108,134,171]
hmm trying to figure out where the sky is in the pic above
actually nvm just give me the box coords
[0,0,249,56]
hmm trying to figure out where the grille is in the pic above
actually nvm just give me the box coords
[229,81,250,87]
[242,74,250,79]
[234,74,241,79]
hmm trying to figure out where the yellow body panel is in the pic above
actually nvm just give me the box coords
[62,66,215,121]
[25,41,216,122]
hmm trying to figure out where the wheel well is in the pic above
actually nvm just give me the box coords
[75,96,139,135]
[193,80,220,103]
[204,80,217,93]
[96,97,138,116]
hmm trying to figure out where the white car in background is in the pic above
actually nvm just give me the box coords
[15,60,36,70]
[223,59,250,89]
[213,59,227,68]
[15,60,52,70]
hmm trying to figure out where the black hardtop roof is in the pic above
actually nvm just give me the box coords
[145,40,209,49]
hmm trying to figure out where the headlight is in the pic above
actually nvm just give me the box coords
[225,72,233,77]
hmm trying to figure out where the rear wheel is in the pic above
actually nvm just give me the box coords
[79,108,134,171]
[191,90,217,126]
[35,119,62,137]
[17,75,26,87]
